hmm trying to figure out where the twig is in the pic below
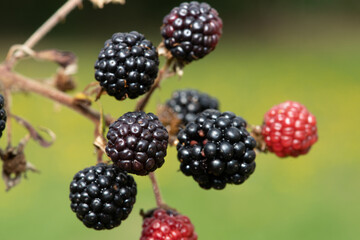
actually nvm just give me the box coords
[0,65,114,126]
[134,57,176,208]
[136,58,174,111]
[8,0,83,67]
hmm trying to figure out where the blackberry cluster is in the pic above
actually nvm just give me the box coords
[94,31,159,100]
[177,109,256,190]
[140,208,198,240]
[166,89,219,126]
[69,163,137,230]
[106,112,169,175]
[262,101,318,157]
[161,1,223,62]
[0,94,6,138]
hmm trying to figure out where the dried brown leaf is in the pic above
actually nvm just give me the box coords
[35,50,77,68]
[1,136,39,191]
[11,114,56,147]
[54,69,76,92]
[157,104,183,146]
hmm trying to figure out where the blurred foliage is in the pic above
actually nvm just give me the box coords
[1,0,360,37]
[0,0,360,239]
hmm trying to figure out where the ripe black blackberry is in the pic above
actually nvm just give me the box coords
[177,109,256,190]
[0,94,7,138]
[69,163,137,230]
[166,89,219,126]
[94,31,159,100]
[106,112,169,175]
[161,1,222,62]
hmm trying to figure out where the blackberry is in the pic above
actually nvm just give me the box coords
[69,163,137,230]
[177,109,256,190]
[166,89,219,126]
[106,112,169,175]
[262,101,318,157]
[161,1,222,62]
[0,94,6,138]
[140,208,198,240]
[94,31,159,100]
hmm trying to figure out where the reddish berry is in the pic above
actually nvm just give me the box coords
[161,1,223,62]
[140,209,198,240]
[261,101,318,157]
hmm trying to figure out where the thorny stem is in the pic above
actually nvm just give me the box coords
[135,58,175,207]
[0,0,171,208]
[136,58,174,111]
[0,66,113,126]
[7,0,83,67]
[0,0,117,141]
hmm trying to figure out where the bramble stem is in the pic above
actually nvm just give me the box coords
[136,58,174,111]
[0,65,114,126]
[8,0,83,67]
[0,0,110,127]
[0,0,172,207]
[135,57,176,207]
[24,0,82,49]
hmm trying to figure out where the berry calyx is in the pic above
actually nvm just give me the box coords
[177,109,256,190]
[0,94,6,138]
[161,1,222,63]
[140,208,198,240]
[69,163,137,230]
[94,31,159,100]
[106,112,169,175]
[261,101,318,157]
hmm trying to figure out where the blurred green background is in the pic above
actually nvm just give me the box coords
[1,0,360,239]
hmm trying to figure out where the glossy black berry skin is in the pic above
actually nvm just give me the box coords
[106,112,169,175]
[94,31,159,100]
[177,109,256,190]
[69,163,137,230]
[166,89,219,126]
[0,94,7,138]
[161,1,222,62]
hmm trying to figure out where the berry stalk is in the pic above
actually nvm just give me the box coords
[148,172,164,208]
[134,57,176,208]
[135,57,174,111]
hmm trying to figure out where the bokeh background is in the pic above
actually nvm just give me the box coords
[1,0,360,239]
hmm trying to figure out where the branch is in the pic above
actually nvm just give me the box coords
[8,0,83,67]
[135,57,177,208]
[0,65,113,126]
[136,58,174,111]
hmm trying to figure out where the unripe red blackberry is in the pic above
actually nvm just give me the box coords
[0,94,6,138]
[166,89,219,126]
[140,208,198,240]
[69,163,137,230]
[106,112,169,175]
[94,31,159,100]
[161,1,222,62]
[177,109,256,190]
[261,101,318,157]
